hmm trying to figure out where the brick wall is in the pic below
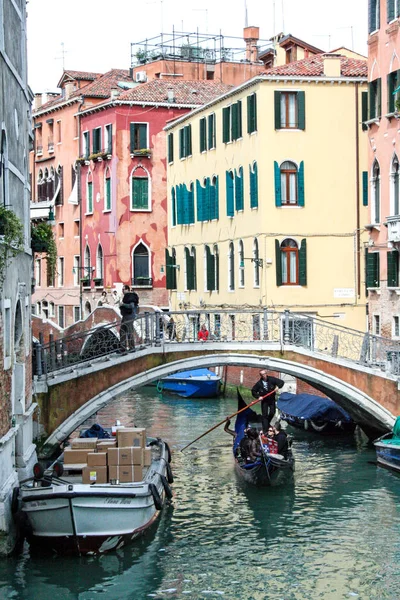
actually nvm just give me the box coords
[0,322,11,438]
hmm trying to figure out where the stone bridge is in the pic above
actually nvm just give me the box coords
[32,309,400,456]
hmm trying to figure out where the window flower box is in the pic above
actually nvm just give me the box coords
[130,149,151,158]
[93,277,104,287]
[81,278,91,287]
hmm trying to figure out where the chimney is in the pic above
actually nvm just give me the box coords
[110,87,121,100]
[167,88,175,103]
[322,53,342,77]
[64,82,75,99]
[34,93,43,110]
[243,26,260,62]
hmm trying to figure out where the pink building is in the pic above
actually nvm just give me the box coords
[78,80,231,312]
[366,0,400,338]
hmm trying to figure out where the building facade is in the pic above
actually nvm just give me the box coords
[165,52,369,334]
[0,0,36,554]
[365,0,400,339]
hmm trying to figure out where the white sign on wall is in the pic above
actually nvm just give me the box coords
[333,288,355,299]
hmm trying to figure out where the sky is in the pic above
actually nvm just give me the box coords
[27,0,368,92]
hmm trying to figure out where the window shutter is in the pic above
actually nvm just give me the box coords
[226,171,234,217]
[388,72,395,113]
[179,128,184,159]
[387,250,399,287]
[361,91,368,130]
[185,248,194,290]
[274,161,282,206]
[176,184,182,224]
[237,100,243,138]
[171,188,176,226]
[182,184,189,224]
[130,123,135,153]
[368,82,375,119]
[247,93,257,133]
[166,249,173,289]
[188,185,195,224]
[387,0,395,22]
[206,245,215,291]
[59,166,64,205]
[366,251,380,287]
[168,133,174,163]
[204,178,211,220]
[223,107,230,143]
[236,167,244,211]
[232,103,238,140]
[274,91,281,129]
[139,125,147,150]
[250,162,258,208]
[107,125,113,154]
[208,113,215,149]
[362,171,368,206]
[297,92,306,130]
[275,240,282,286]
[209,179,216,220]
[397,0,400,17]
[298,161,305,207]
[106,177,111,210]
[377,78,382,117]
[187,125,192,156]
[299,238,307,286]
[368,0,373,32]
[214,176,219,220]
[200,118,206,152]
[196,180,203,222]
[215,248,219,291]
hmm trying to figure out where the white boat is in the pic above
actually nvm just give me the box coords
[19,437,173,555]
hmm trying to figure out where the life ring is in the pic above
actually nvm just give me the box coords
[149,483,163,511]
[11,487,19,515]
[166,461,174,484]
[160,475,173,500]
[310,420,328,432]
[164,441,172,463]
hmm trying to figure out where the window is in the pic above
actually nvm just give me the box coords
[369,0,380,32]
[171,187,176,226]
[275,91,305,130]
[199,117,207,153]
[176,182,194,224]
[58,305,65,329]
[131,166,150,210]
[373,314,380,335]
[168,132,174,163]
[179,125,192,159]
[372,159,380,223]
[196,178,218,222]
[49,302,55,318]
[362,171,369,206]
[104,124,112,154]
[253,238,260,287]
[250,162,258,208]
[130,123,148,152]
[391,155,400,215]
[92,127,102,154]
[365,250,380,288]
[73,255,80,286]
[4,300,11,364]
[185,246,196,291]
[387,0,400,22]
[74,220,80,237]
[394,315,400,337]
[226,170,234,217]
[222,101,242,143]
[133,242,151,286]
[238,240,245,287]
[275,238,307,286]
[210,176,219,220]
[87,172,93,214]
[275,161,304,206]
[205,245,219,291]
[235,167,244,211]
[228,242,235,291]
[387,70,400,113]
[96,245,104,283]
[59,222,64,238]
[208,113,216,149]
[369,78,382,119]
[74,306,81,323]
[35,258,41,286]
[56,120,62,143]
[55,165,63,205]
[84,245,91,282]
[166,248,177,289]
[247,93,257,134]
[362,91,368,130]
[387,250,399,287]
[58,257,64,287]
[104,168,111,211]
[83,131,90,158]
[47,120,54,151]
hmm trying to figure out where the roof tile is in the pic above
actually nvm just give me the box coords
[118,79,233,105]
[264,54,367,78]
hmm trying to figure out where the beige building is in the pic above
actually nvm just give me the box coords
[165,52,370,332]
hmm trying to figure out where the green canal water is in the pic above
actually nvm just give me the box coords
[1,388,400,600]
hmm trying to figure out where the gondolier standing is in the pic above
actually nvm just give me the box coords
[251,370,284,433]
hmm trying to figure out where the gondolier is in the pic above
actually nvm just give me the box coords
[251,370,284,433]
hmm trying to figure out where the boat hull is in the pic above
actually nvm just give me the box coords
[234,454,294,487]
[281,414,356,435]
[159,368,221,398]
[374,440,400,473]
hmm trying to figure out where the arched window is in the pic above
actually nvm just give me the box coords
[280,239,299,285]
[133,242,151,286]
[96,244,104,282]
[87,171,93,214]
[55,165,63,205]
[253,238,260,287]
[280,161,298,205]
[228,241,235,291]
[131,166,150,210]
[37,169,45,201]
[104,167,111,211]
[226,170,234,216]
[238,240,245,287]
[84,301,92,318]
[84,245,91,281]
[372,160,380,223]
[392,155,400,216]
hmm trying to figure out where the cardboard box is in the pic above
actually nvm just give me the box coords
[87,452,108,467]
[71,438,98,450]
[108,447,143,466]
[109,464,143,483]
[117,428,146,448]
[64,448,91,464]
[82,466,108,484]
[143,447,152,467]
[96,440,116,450]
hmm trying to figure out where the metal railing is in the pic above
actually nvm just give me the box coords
[32,309,400,378]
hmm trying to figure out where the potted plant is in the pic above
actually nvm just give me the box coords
[31,221,57,281]
[131,148,152,158]
[93,277,103,287]
[81,278,91,287]
[0,205,24,284]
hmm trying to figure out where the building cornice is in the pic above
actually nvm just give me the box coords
[33,96,82,118]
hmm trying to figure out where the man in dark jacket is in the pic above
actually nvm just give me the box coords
[251,370,284,433]
[272,422,289,459]
[119,285,139,352]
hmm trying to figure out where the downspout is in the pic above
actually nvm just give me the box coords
[77,97,84,318]
[355,83,361,299]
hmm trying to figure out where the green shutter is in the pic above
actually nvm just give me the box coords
[237,100,243,138]
[168,133,174,163]
[299,239,307,286]
[139,125,147,150]
[107,125,112,154]
[247,93,257,133]
[369,82,375,119]
[208,113,215,149]
[250,162,258,208]
[362,171,368,206]
[388,72,395,113]
[188,185,195,224]
[179,128,184,158]
[88,182,93,212]
[196,180,203,222]
[387,250,399,287]
[388,0,395,22]
[226,171,234,217]
[186,247,195,290]
[105,177,111,210]
[297,92,305,130]
[275,239,282,286]
[274,91,281,129]
[274,161,282,206]
[213,176,219,220]
[362,91,368,130]
[377,78,382,117]
[235,167,244,211]
[210,179,216,220]
[171,188,176,226]
[130,123,135,152]
[206,245,215,291]
[298,161,305,207]
[223,107,230,143]
[166,249,173,289]
[186,125,192,156]
[204,178,211,220]
[232,103,238,140]
[132,178,148,209]
[200,118,206,153]
[366,251,380,288]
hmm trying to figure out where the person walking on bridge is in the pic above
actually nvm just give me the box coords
[251,370,284,433]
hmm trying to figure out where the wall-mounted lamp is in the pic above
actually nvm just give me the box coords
[240,258,264,268]
[48,206,56,227]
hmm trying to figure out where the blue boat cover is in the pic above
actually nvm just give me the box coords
[277,393,352,422]
[164,368,219,380]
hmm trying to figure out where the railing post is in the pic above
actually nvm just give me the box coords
[283,310,291,344]
[144,312,150,344]
[331,334,339,357]
[263,309,268,340]
[49,333,56,371]
[360,333,370,364]
[62,339,67,366]
[155,312,161,346]
[34,342,43,377]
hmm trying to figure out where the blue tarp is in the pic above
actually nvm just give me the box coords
[164,368,218,380]
[277,393,353,422]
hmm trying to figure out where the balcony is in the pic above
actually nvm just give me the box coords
[386,215,400,243]
[132,276,153,287]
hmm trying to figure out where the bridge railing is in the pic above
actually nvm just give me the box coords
[33,309,400,378]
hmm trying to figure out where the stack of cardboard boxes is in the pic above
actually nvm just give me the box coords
[63,428,152,484]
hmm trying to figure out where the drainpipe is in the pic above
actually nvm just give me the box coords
[355,83,361,299]
[77,97,84,318]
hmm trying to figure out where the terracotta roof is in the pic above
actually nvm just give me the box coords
[62,70,102,81]
[117,79,233,105]
[263,54,367,78]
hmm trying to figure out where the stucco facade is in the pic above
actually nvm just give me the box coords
[166,52,369,333]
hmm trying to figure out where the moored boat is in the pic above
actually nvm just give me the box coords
[230,391,295,486]
[374,416,400,472]
[19,434,173,556]
[277,392,356,435]
[157,368,221,398]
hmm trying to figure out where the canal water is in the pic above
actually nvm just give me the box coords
[1,388,400,600]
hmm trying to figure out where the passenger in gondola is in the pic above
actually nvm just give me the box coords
[246,428,262,462]
[272,422,289,459]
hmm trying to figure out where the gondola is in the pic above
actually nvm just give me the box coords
[231,391,295,486]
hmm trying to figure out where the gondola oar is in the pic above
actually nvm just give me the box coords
[180,389,275,452]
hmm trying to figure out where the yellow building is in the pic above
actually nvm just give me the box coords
[165,52,369,332]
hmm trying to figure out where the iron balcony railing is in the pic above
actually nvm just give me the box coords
[33,309,400,378]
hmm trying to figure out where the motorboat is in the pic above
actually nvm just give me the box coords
[19,435,173,556]
[229,391,295,486]
[277,392,356,435]
[374,416,400,472]
[157,368,221,398]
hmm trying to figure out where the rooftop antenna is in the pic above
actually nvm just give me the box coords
[145,0,164,32]
[282,0,285,32]
[244,0,248,27]
[336,25,355,50]
[193,9,208,33]
[55,42,68,70]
